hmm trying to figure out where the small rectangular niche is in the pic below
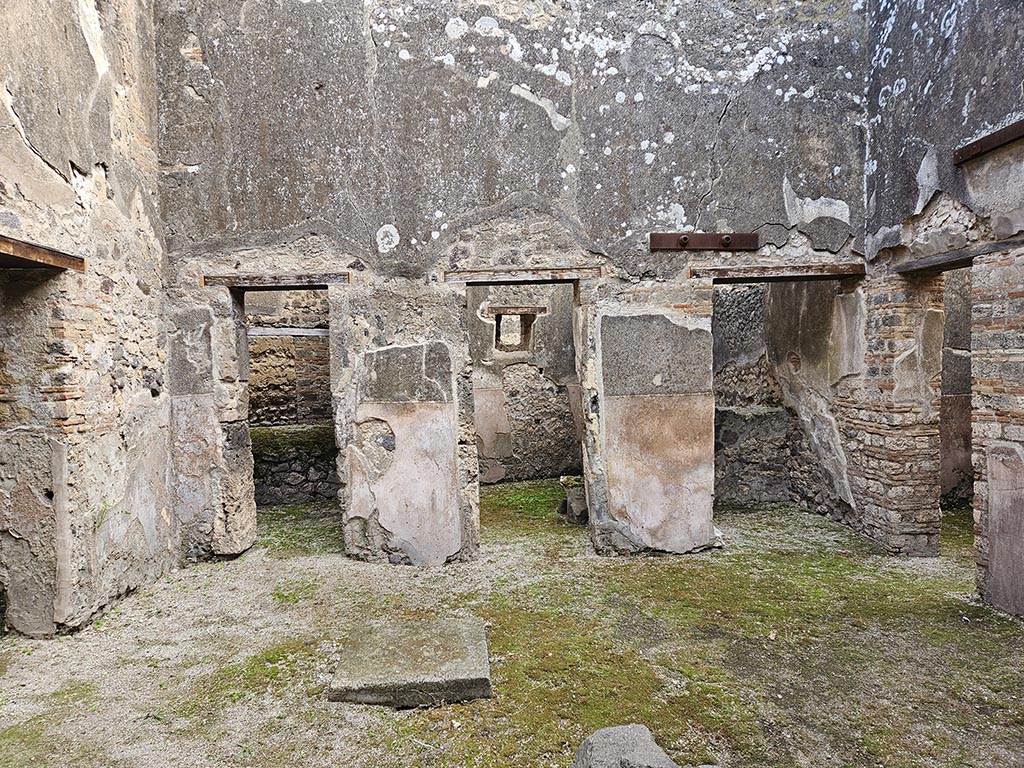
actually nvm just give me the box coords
[489,306,544,352]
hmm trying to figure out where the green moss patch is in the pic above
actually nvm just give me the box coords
[479,478,569,539]
[256,502,345,557]
[383,491,1024,767]
[175,637,323,722]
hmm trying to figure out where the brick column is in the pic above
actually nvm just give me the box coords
[838,272,944,555]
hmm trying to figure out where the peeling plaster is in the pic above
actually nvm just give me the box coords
[783,175,851,227]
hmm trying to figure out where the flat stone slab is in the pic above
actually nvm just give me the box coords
[328,618,492,708]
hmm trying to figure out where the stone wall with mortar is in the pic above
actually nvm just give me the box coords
[468,282,583,483]
[862,2,1023,601]
[244,290,332,427]
[0,0,175,635]
[763,271,945,556]
[713,285,834,510]
[250,424,340,506]
[247,335,333,426]
[154,0,868,563]
[972,243,1024,615]
[941,267,972,502]
[1,0,1020,629]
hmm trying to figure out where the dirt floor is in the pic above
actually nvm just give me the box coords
[1,482,1022,768]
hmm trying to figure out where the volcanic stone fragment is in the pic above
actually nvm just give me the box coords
[570,724,681,768]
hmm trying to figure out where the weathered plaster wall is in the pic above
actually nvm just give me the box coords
[154,0,868,561]
[0,0,175,635]
[865,0,1024,256]
[156,0,867,273]
[468,282,582,483]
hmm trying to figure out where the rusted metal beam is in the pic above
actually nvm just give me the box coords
[690,262,865,284]
[954,118,1024,165]
[895,236,1024,276]
[0,234,86,272]
[649,232,759,252]
[443,267,602,284]
[201,272,350,291]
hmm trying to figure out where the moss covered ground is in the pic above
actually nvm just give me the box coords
[0,483,1020,767]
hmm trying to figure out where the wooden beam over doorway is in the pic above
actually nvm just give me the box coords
[954,118,1024,165]
[443,267,603,284]
[201,272,351,291]
[895,237,1024,276]
[689,262,865,284]
[0,234,87,272]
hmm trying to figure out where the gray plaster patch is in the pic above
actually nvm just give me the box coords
[601,314,712,396]
[361,341,453,403]
[327,618,492,708]
[987,444,1024,616]
[798,216,852,253]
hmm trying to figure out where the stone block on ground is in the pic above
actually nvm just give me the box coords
[328,618,491,708]
[570,724,680,768]
[559,475,589,524]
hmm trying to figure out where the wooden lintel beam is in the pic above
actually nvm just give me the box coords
[690,262,866,284]
[443,267,603,284]
[247,327,330,337]
[0,234,86,272]
[483,305,549,316]
[954,118,1024,165]
[201,272,350,291]
[895,236,1024,276]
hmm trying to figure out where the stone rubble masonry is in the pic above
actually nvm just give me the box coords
[468,282,583,484]
[0,0,176,636]
[2,0,1024,634]
[250,424,340,506]
[712,285,834,510]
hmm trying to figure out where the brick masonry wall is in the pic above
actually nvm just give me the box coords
[833,273,944,555]
[971,244,1024,612]
[249,335,333,426]
[0,0,176,635]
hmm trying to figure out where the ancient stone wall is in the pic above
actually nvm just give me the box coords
[941,267,972,502]
[0,0,175,635]
[154,0,866,563]
[972,243,1024,615]
[468,282,582,483]
[713,285,833,510]
[861,1,1023,589]
[244,290,333,426]
[251,425,340,506]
